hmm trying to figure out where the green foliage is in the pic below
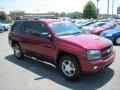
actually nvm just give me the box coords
[68,12,82,19]
[60,12,66,17]
[58,12,82,19]
[83,1,97,19]
[0,11,7,22]
[5,16,13,23]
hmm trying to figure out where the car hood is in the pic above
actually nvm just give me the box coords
[58,34,112,49]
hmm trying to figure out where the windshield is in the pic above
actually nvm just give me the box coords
[88,22,106,27]
[102,23,114,28]
[49,22,83,36]
[112,25,120,31]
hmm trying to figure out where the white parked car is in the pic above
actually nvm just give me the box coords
[0,22,11,31]
[0,24,4,33]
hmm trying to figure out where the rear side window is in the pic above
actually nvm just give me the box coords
[11,21,22,32]
[96,23,106,27]
[21,21,33,33]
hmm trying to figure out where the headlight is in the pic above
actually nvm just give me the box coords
[87,50,101,61]
[105,34,112,37]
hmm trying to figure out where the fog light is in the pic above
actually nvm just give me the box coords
[93,66,98,70]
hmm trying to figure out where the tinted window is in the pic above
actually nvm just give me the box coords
[21,21,33,33]
[34,22,48,33]
[11,21,22,32]
[96,23,106,27]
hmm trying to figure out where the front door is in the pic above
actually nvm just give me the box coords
[31,21,57,61]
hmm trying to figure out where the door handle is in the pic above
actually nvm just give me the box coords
[43,43,47,46]
[43,43,55,48]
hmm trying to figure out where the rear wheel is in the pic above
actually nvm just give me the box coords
[115,37,120,45]
[59,55,82,81]
[13,44,24,59]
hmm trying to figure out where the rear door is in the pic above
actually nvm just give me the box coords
[9,21,23,47]
[19,21,36,55]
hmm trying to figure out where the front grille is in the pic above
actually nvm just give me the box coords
[101,45,113,59]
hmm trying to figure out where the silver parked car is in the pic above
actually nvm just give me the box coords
[0,24,4,33]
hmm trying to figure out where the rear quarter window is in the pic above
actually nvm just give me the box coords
[11,21,22,32]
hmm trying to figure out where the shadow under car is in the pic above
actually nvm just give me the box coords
[5,54,114,90]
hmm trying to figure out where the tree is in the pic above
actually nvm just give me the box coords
[5,16,13,23]
[0,11,6,22]
[83,1,97,19]
[69,12,82,19]
[60,12,66,17]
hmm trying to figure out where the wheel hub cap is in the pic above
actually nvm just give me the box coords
[15,45,21,57]
[62,60,75,77]
[116,38,120,44]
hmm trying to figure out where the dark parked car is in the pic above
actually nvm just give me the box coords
[82,22,107,30]
[8,19,115,81]
[82,22,107,33]
[100,25,120,45]
[75,21,96,29]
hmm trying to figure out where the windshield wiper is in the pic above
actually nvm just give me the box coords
[72,32,82,35]
[58,32,82,36]
[58,33,73,36]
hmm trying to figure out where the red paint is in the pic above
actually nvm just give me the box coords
[8,19,115,73]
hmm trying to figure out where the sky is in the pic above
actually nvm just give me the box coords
[0,0,120,14]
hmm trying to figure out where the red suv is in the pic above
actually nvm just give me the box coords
[8,19,115,81]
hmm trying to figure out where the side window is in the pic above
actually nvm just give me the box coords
[21,21,33,33]
[11,23,17,32]
[96,23,103,27]
[34,22,48,33]
[11,22,22,32]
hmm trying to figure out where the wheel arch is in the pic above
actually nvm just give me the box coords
[56,51,81,67]
[11,40,19,48]
[114,36,120,45]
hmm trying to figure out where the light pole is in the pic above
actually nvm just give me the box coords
[112,0,114,17]
[96,0,100,19]
[107,0,110,17]
[37,9,39,19]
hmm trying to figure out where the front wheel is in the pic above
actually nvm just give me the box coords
[13,44,24,59]
[59,55,82,81]
[115,37,120,45]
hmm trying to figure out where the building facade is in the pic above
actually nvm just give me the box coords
[9,10,57,20]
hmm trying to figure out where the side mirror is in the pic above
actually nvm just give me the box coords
[41,32,52,39]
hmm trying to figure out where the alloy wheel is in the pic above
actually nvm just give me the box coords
[62,60,75,77]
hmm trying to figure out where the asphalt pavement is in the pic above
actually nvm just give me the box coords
[0,32,120,90]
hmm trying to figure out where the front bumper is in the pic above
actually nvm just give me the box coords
[80,51,115,73]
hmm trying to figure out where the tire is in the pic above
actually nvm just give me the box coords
[0,29,4,33]
[115,37,120,45]
[13,43,24,59]
[59,55,82,81]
